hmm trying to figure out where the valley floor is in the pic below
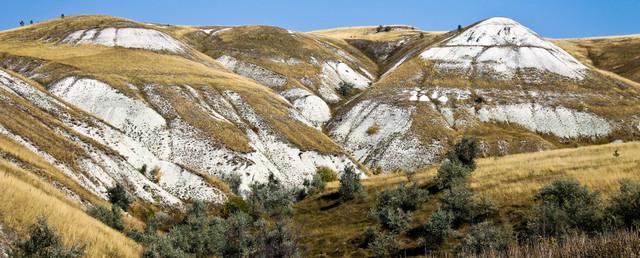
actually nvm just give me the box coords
[294,141,640,256]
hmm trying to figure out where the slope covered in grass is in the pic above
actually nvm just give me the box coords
[0,159,142,257]
[294,141,640,256]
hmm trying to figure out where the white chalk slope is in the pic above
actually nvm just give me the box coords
[420,17,587,79]
[63,28,185,53]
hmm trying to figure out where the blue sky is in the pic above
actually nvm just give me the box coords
[3,0,639,38]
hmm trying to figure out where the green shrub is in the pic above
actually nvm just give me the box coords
[303,173,326,196]
[221,196,249,218]
[424,209,454,241]
[440,183,475,222]
[87,205,124,231]
[471,196,498,223]
[457,222,511,255]
[366,230,396,258]
[251,219,300,257]
[12,217,85,258]
[316,166,338,182]
[222,173,243,196]
[339,166,363,201]
[337,81,355,96]
[221,212,252,258]
[107,183,132,211]
[525,179,604,238]
[607,180,640,229]
[447,137,479,169]
[246,173,297,218]
[395,183,429,211]
[434,161,471,190]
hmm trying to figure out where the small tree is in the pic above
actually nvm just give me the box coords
[376,25,384,33]
[107,183,132,211]
[339,166,363,201]
[12,218,85,258]
[246,173,296,218]
[221,212,252,258]
[457,222,510,255]
[337,81,354,96]
[367,230,396,258]
[447,137,479,169]
[60,14,65,19]
[606,180,640,229]
[524,179,604,238]
[439,183,474,223]
[424,209,454,242]
[88,205,124,231]
[434,160,470,190]
[252,219,300,258]
[303,173,326,196]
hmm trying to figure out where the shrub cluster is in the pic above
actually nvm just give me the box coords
[132,173,301,257]
[339,166,363,201]
[12,218,85,258]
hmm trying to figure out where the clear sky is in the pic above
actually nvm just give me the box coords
[3,0,639,38]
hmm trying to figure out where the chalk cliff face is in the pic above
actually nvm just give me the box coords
[0,15,639,210]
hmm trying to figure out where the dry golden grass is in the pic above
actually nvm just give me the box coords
[0,39,343,154]
[309,26,440,42]
[0,134,106,207]
[296,141,640,256]
[0,161,142,257]
[555,36,640,83]
[457,230,640,258]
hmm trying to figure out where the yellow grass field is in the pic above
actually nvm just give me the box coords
[0,160,142,257]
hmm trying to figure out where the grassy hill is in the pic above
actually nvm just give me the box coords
[294,141,640,256]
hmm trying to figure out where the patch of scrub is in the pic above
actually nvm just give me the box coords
[477,103,611,138]
[62,28,185,53]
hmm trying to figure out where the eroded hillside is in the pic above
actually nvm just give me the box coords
[0,15,639,216]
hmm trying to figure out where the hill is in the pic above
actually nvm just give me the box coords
[294,141,640,256]
[0,13,639,257]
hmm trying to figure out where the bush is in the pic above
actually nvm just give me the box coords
[524,179,604,238]
[303,173,326,196]
[366,230,396,258]
[251,219,300,257]
[439,183,475,223]
[107,183,132,211]
[339,166,363,201]
[447,137,479,169]
[316,166,338,182]
[394,183,429,211]
[221,212,252,258]
[434,161,470,190]
[12,217,85,258]
[471,196,498,223]
[424,209,454,241]
[222,173,243,196]
[88,205,124,231]
[221,196,249,218]
[337,81,354,96]
[457,222,510,255]
[370,183,427,233]
[246,173,297,218]
[607,180,640,229]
